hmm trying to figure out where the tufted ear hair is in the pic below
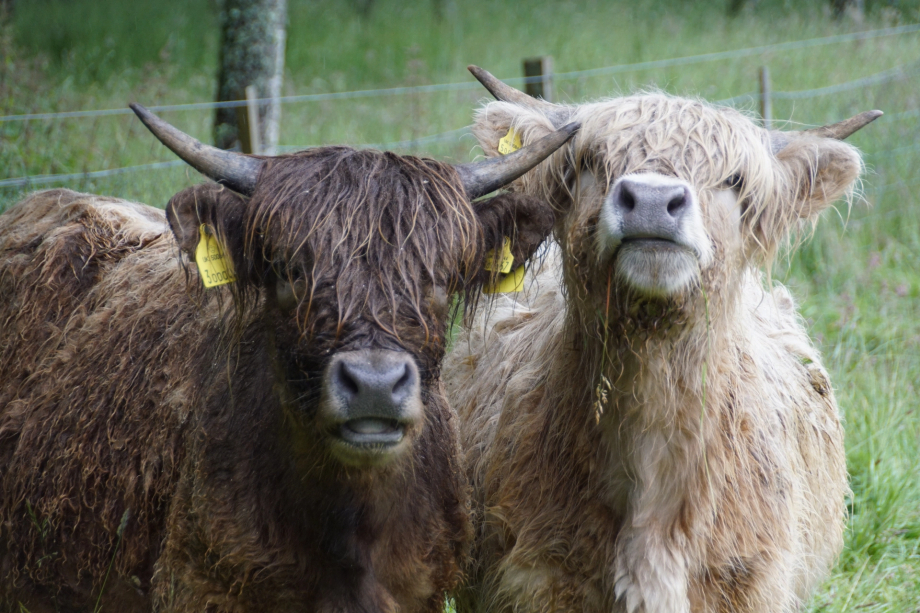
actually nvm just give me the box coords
[166,183,254,282]
[472,101,562,158]
[752,135,862,255]
[470,192,555,287]
[472,101,580,219]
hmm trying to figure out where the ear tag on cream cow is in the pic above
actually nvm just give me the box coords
[195,224,236,288]
[484,236,515,274]
[497,127,522,155]
[484,264,525,294]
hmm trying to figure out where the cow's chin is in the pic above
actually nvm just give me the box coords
[614,240,701,298]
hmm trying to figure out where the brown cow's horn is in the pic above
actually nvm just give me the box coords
[468,65,557,111]
[455,122,580,200]
[130,103,263,196]
[771,110,883,154]
[804,110,883,140]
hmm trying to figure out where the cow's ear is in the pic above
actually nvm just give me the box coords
[472,192,555,284]
[778,136,861,220]
[166,183,248,264]
[754,137,861,253]
[472,101,558,157]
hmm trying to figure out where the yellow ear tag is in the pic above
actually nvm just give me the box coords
[484,265,526,294]
[497,126,522,155]
[484,236,515,274]
[195,224,236,288]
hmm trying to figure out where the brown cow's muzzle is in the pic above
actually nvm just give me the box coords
[321,349,422,466]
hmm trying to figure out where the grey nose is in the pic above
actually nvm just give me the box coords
[329,350,418,422]
[613,178,690,235]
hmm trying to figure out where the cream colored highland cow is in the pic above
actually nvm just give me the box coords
[444,67,880,613]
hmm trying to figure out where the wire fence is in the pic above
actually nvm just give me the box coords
[1,22,918,213]
[2,22,918,124]
[1,56,912,191]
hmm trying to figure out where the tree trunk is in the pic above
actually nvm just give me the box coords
[214,0,287,154]
[727,0,759,16]
[0,0,15,21]
[831,0,864,19]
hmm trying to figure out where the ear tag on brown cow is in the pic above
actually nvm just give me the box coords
[497,127,522,155]
[195,224,236,288]
[484,236,515,274]
[484,265,525,294]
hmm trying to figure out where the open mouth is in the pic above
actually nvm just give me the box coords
[337,418,405,447]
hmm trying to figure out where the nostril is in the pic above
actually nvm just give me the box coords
[666,194,686,216]
[335,362,360,397]
[392,364,412,397]
[620,186,636,212]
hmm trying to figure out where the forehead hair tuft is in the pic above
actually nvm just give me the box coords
[237,147,482,347]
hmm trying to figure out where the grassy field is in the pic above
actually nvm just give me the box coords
[2,0,919,610]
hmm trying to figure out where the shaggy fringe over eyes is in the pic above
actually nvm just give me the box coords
[236,147,482,344]
[477,95,859,265]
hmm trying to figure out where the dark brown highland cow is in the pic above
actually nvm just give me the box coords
[0,105,577,612]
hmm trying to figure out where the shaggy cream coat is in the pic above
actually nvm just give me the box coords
[445,94,860,613]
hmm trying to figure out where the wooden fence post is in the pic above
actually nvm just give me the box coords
[246,85,262,155]
[759,66,772,130]
[236,85,262,155]
[523,56,554,103]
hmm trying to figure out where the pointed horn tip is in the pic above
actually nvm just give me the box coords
[561,122,580,137]
[467,65,498,90]
[128,101,262,196]
[128,102,148,118]
[129,103,159,129]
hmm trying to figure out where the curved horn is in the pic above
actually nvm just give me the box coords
[130,103,263,196]
[804,110,883,140]
[455,122,580,200]
[771,110,883,154]
[468,65,559,112]
[468,65,554,109]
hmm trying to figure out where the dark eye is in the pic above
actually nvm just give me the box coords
[273,262,308,312]
[273,260,304,283]
[723,174,744,190]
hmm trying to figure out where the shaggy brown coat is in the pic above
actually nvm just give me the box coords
[0,147,555,612]
[445,96,860,613]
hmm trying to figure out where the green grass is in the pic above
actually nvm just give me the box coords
[2,0,919,610]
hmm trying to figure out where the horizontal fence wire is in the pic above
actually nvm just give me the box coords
[0,160,186,189]
[1,128,475,187]
[2,25,918,190]
[1,22,918,124]
[4,69,912,187]
[550,23,920,82]
[275,125,471,153]
[716,61,920,106]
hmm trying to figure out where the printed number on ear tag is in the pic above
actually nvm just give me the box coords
[195,224,236,288]
[484,237,515,274]
[498,127,522,155]
[484,265,526,294]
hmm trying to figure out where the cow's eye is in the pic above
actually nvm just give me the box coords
[723,174,744,190]
[272,260,306,283]
[275,265,307,312]
[579,150,598,172]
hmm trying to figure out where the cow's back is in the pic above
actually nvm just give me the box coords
[0,189,210,609]
[0,189,168,395]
